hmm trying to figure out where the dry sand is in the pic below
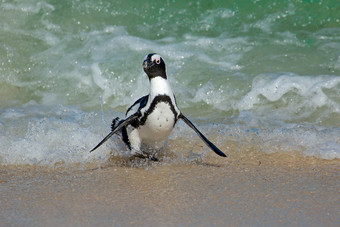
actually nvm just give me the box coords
[1,151,339,227]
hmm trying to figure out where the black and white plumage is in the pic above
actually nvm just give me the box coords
[90,53,226,159]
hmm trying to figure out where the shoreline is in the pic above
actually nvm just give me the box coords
[1,153,339,226]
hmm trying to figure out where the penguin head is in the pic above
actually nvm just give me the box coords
[143,53,167,80]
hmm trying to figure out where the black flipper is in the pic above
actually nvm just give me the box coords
[90,113,140,153]
[179,114,227,157]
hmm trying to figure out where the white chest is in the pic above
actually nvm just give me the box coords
[139,102,175,141]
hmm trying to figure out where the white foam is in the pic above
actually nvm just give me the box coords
[236,73,340,122]
[0,103,114,166]
[249,3,295,33]
[1,1,55,14]
[171,116,340,160]
[20,23,252,112]
[256,125,340,160]
[1,101,339,167]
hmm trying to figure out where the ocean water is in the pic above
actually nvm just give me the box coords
[1,0,339,167]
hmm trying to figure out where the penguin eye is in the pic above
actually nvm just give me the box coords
[155,58,161,64]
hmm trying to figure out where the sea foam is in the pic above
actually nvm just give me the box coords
[1,101,339,167]
[0,102,111,166]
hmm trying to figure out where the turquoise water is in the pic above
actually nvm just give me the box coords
[0,0,339,165]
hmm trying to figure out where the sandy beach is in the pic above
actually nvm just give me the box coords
[1,150,339,227]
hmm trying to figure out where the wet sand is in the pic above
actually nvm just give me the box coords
[1,151,339,227]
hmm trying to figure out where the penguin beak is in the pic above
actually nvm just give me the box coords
[143,59,154,70]
[142,59,148,69]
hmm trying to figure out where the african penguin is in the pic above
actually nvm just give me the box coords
[90,53,226,159]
